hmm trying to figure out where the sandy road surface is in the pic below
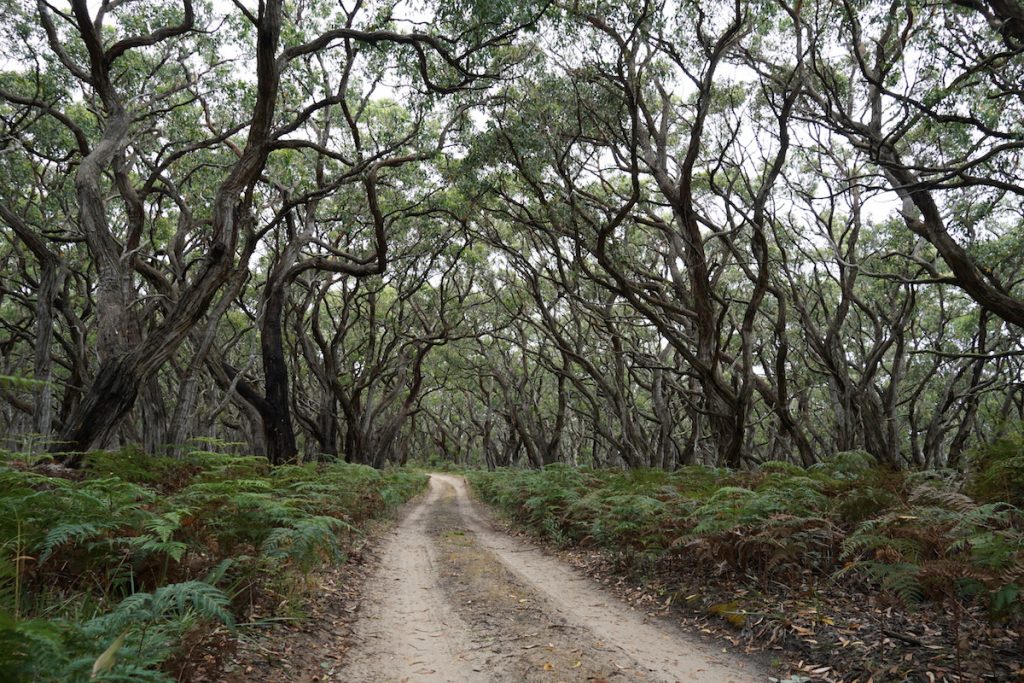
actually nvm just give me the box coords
[335,474,765,683]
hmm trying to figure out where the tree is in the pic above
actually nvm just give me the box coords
[0,0,546,461]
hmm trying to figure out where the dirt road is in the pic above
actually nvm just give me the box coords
[336,473,765,682]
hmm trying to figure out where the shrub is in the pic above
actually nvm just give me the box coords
[469,459,1023,621]
[0,447,427,680]
[967,435,1024,507]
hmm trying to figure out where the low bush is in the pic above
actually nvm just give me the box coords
[966,434,1024,507]
[467,453,1024,623]
[0,448,426,682]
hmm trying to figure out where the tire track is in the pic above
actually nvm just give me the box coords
[336,474,765,683]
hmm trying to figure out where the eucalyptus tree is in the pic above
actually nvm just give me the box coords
[0,15,91,444]
[219,94,457,463]
[3,0,1023,472]
[0,0,547,460]
[452,0,1024,470]
[475,215,678,468]
[793,0,1024,328]
[287,196,481,465]
[459,0,807,466]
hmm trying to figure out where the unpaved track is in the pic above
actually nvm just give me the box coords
[335,474,765,683]
[336,478,482,683]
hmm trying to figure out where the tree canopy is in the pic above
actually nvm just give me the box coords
[2,0,1023,470]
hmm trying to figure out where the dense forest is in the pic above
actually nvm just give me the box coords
[2,0,1024,681]
[0,0,1021,471]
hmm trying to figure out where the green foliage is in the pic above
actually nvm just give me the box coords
[810,450,877,480]
[83,448,196,488]
[469,459,1024,623]
[966,435,1024,507]
[0,375,47,391]
[841,485,1024,619]
[0,579,233,683]
[0,447,427,680]
[260,516,349,570]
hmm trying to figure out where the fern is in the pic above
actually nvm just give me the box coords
[0,451,428,682]
[154,581,234,626]
[967,435,1024,506]
[90,580,234,633]
[38,522,118,562]
[876,562,926,603]
[909,484,977,513]
[471,462,1023,618]
[261,516,351,570]
[810,449,876,479]
[124,536,188,563]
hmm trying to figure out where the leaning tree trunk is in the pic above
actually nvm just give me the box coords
[57,356,144,458]
[52,0,283,462]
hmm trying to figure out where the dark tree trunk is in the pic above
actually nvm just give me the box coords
[52,0,283,459]
[314,394,340,458]
[55,358,142,465]
[32,261,64,437]
[259,281,298,464]
[140,378,169,455]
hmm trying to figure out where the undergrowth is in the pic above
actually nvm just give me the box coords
[467,448,1024,625]
[0,446,426,682]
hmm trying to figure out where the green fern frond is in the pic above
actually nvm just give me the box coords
[909,485,977,512]
[261,516,351,570]
[38,522,117,562]
[879,563,926,603]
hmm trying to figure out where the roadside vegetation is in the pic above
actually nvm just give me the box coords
[0,446,426,682]
[468,442,1024,680]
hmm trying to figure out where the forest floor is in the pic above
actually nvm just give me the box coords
[224,473,768,682]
